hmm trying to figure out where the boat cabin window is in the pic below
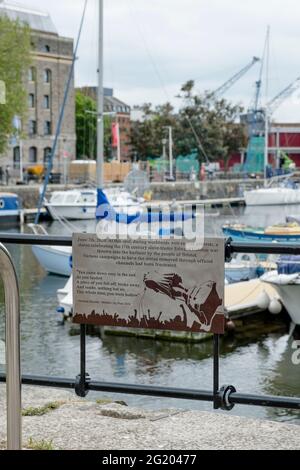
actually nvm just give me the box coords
[81,192,95,203]
[241,255,251,262]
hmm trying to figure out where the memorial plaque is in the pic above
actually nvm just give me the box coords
[73,235,225,334]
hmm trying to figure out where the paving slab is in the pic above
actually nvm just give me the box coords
[0,385,299,450]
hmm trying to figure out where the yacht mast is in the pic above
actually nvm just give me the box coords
[97,0,104,194]
[264,26,270,185]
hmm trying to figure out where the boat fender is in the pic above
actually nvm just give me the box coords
[268,298,283,315]
[257,291,270,310]
[225,320,235,332]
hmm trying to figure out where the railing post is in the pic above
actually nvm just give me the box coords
[0,243,21,450]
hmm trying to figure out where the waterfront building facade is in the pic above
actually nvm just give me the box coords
[0,1,76,176]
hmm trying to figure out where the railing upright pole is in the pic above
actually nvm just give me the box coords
[0,244,21,450]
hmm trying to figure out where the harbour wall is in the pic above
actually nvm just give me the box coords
[0,179,265,209]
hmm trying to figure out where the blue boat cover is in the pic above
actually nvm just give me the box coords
[277,256,300,275]
[96,189,195,225]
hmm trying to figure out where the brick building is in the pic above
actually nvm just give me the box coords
[77,87,132,162]
[0,1,76,174]
[223,123,300,170]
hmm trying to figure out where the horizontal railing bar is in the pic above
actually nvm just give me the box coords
[0,234,72,247]
[0,234,300,256]
[230,241,300,256]
[231,393,300,409]
[0,374,299,409]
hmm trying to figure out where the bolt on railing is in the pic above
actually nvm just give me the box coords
[0,243,21,450]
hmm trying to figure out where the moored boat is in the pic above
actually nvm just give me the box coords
[44,188,144,221]
[28,224,72,277]
[261,256,300,327]
[244,186,300,206]
[0,193,20,224]
[223,223,300,243]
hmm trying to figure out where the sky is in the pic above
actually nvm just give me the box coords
[11,0,300,122]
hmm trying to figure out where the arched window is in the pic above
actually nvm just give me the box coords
[44,147,52,164]
[44,69,51,83]
[44,121,52,135]
[13,147,20,169]
[28,67,36,82]
[29,120,37,135]
[29,147,37,163]
[29,93,35,108]
[44,95,50,109]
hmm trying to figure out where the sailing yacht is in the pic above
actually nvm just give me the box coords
[44,187,144,220]
[244,177,300,206]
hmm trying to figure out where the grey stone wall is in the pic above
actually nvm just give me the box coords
[1,179,265,209]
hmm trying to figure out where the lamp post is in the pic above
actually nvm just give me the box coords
[162,138,167,160]
[164,126,174,180]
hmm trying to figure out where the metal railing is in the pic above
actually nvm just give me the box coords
[0,243,21,450]
[0,234,300,450]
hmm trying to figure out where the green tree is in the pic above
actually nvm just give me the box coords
[130,81,247,169]
[0,16,31,154]
[75,91,97,159]
[75,90,113,160]
[130,102,178,160]
[177,81,247,168]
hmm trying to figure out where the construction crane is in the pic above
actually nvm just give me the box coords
[243,74,300,175]
[267,76,300,116]
[179,56,260,163]
[213,56,260,97]
[240,30,270,140]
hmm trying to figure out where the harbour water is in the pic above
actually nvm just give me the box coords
[0,204,299,424]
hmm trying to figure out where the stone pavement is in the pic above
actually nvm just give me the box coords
[0,385,299,450]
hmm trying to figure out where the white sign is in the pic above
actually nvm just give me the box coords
[73,235,225,334]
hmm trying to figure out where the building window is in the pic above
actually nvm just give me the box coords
[13,147,20,169]
[29,93,35,108]
[44,147,52,163]
[43,45,50,53]
[29,147,37,163]
[44,95,50,109]
[28,67,36,82]
[29,120,37,135]
[44,121,52,135]
[44,69,51,83]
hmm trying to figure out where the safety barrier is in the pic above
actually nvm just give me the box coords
[0,234,299,450]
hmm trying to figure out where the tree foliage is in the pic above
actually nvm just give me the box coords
[75,91,97,159]
[0,16,31,154]
[75,90,113,160]
[130,102,177,160]
[130,81,247,167]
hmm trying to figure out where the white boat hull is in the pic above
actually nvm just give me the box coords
[32,245,72,277]
[45,202,143,221]
[45,204,96,220]
[244,188,300,206]
[262,282,300,326]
